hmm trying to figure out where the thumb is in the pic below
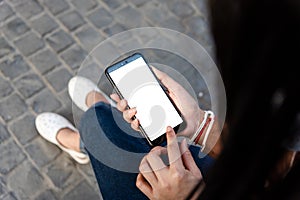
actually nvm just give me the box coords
[151,66,166,81]
[151,67,172,88]
[180,139,202,179]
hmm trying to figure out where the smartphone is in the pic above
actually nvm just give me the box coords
[105,53,183,146]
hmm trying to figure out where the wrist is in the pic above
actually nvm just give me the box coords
[189,111,222,157]
[199,118,222,157]
[189,108,205,139]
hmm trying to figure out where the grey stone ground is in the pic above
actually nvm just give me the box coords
[0,0,214,199]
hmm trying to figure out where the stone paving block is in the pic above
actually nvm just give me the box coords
[70,0,97,13]
[14,73,45,98]
[56,89,71,107]
[185,16,209,36]
[30,48,60,74]
[168,1,195,18]
[77,62,101,83]
[8,114,38,145]
[1,192,17,200]
[3,17,30,40]
[45,68,72,92]
[28,88,62,113]
[31,14,58,36]
[146,37,175,54]
[46,30,74,53]
[102,0,122,9]
[0,122,10,144]
[14,0,43,19]
[7,0,23,5]
[141,2,171,25]
[35,190,57,200]
[14,32,45,56]
[7,161,46,199]
[0,139,26,174]
[60,45,87,70]
[77,164,98,188]
[0,177,8,197]
[160,17,186,32]
[0,2,14,22]
[25,137,61,167]
[185,16,212,45]
[115,5,144,28]
[116,37,140,53]
[46,155,83,190]
[0,76,13,98]
[59,11,85,31]
[193,0,209,18]
[87,8,113,29]
[0,37,14,58]
[0,94,27,122]
[62,181,100,200]
[103,23,126,37]
[128,28,158,45]
[41,0,70,15]
[92,41,120,65]
[0,55,30,80]
[130,0,148,7]
[56,93,73,123]
[75,26,104,51]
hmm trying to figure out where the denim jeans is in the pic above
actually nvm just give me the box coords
[79,102,214,200]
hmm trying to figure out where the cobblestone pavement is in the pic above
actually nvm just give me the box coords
[0,0,214,199]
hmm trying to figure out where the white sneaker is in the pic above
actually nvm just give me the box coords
[68,76,115,112]
[35,112,89,164]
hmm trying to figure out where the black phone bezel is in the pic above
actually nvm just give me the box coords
[105,53,182,146]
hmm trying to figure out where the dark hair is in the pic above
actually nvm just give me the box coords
[196,0,300,199]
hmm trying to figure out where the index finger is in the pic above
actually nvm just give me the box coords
[151,67,166,81]
[166,126,184,170]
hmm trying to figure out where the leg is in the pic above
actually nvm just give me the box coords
[80,102,150,200]
[55,91,109,153]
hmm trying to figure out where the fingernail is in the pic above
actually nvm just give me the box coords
[167,126,172,132]
[166,126,173,136]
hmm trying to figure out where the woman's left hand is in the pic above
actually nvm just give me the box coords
[136,127,203,200]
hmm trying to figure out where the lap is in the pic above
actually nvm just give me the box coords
[79,102,214,199]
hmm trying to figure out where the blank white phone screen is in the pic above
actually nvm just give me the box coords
[109,57,183,141]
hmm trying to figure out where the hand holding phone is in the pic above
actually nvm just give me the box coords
[107,53,204,145]
[106,53,184,146]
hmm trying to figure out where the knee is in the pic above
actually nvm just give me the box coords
[90,101,111,111]
[79,102,111,132]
